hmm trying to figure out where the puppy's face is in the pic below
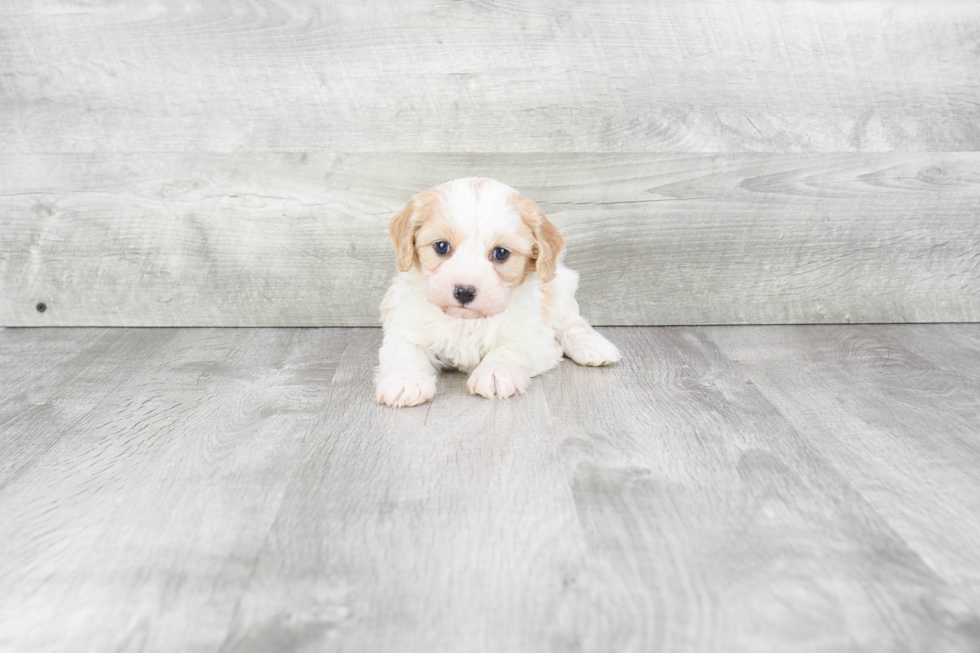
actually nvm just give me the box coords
[389,178,565,319]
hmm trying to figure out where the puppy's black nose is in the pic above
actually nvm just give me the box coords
[454,285,477,305]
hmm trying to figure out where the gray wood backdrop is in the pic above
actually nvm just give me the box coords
[2,1,979,326]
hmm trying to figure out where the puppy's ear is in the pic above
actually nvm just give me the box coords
[513,194,565,283]
[389,198,418,272]
[389,189,441,272]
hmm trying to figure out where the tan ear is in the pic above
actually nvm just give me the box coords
[513,194,565,283]
[389,188,443,272]
[389,198,418,272]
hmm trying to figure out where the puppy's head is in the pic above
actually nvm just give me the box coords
[389,178,564,319]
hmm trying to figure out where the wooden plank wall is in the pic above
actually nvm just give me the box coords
[1,1,978,326]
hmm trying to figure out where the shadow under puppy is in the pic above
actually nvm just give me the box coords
[377,177,621,407]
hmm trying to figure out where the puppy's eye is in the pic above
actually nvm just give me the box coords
[433,241,451,256]
[492,247,510,262]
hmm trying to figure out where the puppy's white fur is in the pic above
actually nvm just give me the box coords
[377,178,620,407]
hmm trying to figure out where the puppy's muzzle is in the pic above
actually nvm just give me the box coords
[453,285,477,305]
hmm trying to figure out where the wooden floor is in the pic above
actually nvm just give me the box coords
[1,326,979,652]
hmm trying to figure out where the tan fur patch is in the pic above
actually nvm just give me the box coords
[388,187,446,272]
[493,250,530,286]
[490,220,534,286]
[415,203,462,272]
[509,193,565,282]
[539,279,557,322]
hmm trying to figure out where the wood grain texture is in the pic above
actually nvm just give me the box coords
[544,327,980,652]
[3,0,980,326]
[707,324,980,615]
[220,331,586,652]
[1,1,979,153]
[0,327,350,652]
[0,328,175,489]
[2,326,980,651]
[2,152,979,326]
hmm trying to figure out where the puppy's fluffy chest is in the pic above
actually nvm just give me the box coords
[430,316,502,372]
[383,268,552,373]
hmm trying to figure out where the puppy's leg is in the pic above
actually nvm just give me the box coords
[467,335,563,400]
[548,267,621,367]
[466,347,533,400]
[376,340,438,407]
[558,321,621,367]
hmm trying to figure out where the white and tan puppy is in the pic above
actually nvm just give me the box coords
[377,177,620,407]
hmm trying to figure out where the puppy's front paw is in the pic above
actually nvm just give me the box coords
[563,330,622,367]
[467,364,530,399]
[377,373,436,407]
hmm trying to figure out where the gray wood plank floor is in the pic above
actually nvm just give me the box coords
[1,326,979,652]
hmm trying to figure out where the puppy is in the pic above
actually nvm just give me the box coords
[377,177,620,407]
